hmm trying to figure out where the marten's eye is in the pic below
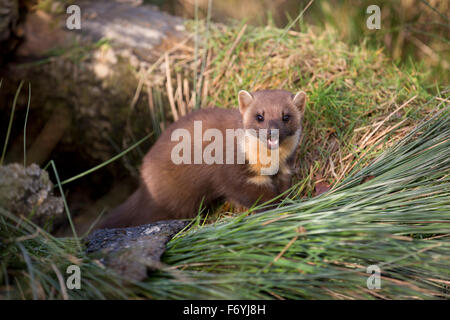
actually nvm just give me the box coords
[256,114,264,122]
[282,114,290,122]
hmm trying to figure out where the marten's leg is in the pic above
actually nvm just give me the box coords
[276,154,296,196]
[276,173,292,195]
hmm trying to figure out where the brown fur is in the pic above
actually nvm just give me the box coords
[97,89,306,229]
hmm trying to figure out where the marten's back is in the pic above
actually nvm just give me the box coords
[140,107,246,219]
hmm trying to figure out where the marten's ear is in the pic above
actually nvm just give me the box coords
[292,91,306,113]
[238,90,254,114]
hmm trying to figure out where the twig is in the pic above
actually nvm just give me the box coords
[212,24,247,86]
[165,53,179,121]
[51,264,69,300]
[177,73,187,116]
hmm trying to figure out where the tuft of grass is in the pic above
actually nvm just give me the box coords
[0,207,136,299]
[23,82,31,167]
[1,81,24,166]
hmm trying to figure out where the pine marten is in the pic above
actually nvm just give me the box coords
[98,89,306,229]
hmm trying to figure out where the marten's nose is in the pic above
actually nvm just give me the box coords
[267,120,280,138]
[267,120,280,144]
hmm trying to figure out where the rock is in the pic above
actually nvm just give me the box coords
[0,163,64,228]
[85,220,189,281]
[78,0,185,56]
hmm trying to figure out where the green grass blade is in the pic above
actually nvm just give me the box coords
[1,80,24,165]
[60,133,151,186]
[23,82,31,167]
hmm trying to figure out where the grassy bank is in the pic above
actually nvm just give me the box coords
[1,107,448,299]
[143,20,443,206]
[1,14,449,299]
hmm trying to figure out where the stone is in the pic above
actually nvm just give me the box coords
[0,163,64,228]
[85,220,189,281]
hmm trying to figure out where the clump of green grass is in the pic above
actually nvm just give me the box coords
[0,207,136,299]
[0,107,448,299]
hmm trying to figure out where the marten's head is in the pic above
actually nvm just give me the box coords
[238,89,306,150]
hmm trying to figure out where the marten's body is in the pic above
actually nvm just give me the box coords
[98,89,306,228]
